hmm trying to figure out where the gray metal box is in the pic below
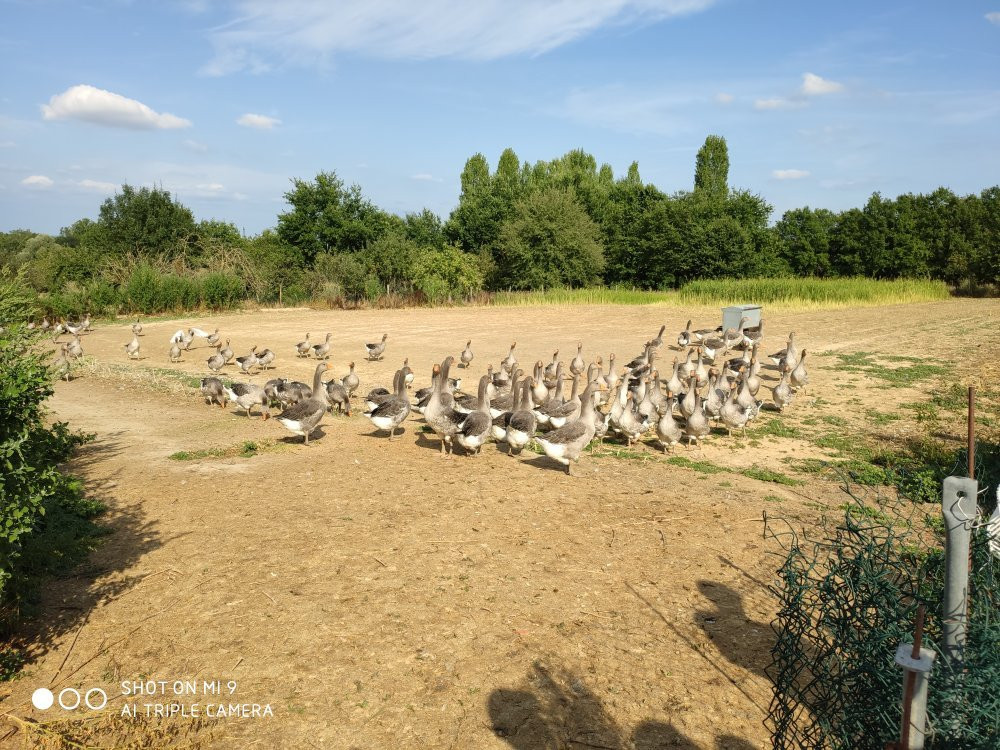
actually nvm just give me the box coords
[722,304,762,331]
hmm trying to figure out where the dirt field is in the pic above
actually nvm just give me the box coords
[3,298,998,749]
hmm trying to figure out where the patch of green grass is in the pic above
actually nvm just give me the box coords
[868,410,901,426]
[588,444,655,460]
[813,433,854,455]
[675,277,949,308]
[666,456,728,474]
[821,415,847,426]
[169,439,278,461]
[763,494,785,503]
[839,502,894,526]
[823,351,946,388]
[490,286,670,306]
[0,648,26,682]
[742,466,804,486]
[750,419,802,439]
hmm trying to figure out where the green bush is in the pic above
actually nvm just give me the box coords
[123,264,162,313]
[198,272,244,310]
[0,272,103,638]
[412,245,484,303]
[158,274,199,311]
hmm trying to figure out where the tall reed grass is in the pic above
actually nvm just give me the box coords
[676,277,950,307]
[488,286,671,306]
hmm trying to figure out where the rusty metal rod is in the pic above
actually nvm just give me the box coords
[900,604,927,749]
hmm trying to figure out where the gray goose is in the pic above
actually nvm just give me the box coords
[544,350,559,379]
[655,396,683,453]
[207,350,226,372]
[402,358,414,389]
[132,317,143,336]
[255,348,275,370]
[720,382,751,437]
[456,374,493,454]
[278,379,312,407]
[424,357,467,455]
[677,320,693,348]
[365,333,388,361]
[460,340,474,368]
[683,380,711,446]
[769,332,799,370]
[264,378,287,407]
[124,334,140,359]
[569,343,585,377]
[542,374,582,430]
[617,391,650,446]
[296,333,312,358]
[790,350,809,393]
[531,362,549,406]
[225,381,269,419]
[649,324,667,351]
[325,378,351,416]
[67,334,83,359]
[365,369,409,439]
[501,342,518,372]
[534,379,605,475]
[312,332,333,360]
[201,377,227,407]
[236,346,258,375]
[275,362,332,444]
[53,344,72,382]
[489,368,522,418]
[169,342,182,363]
[505,379,537,455]
[206,328,221,346]
[772,370,795,412]
[220,338,234,363]
[341,361,360,398]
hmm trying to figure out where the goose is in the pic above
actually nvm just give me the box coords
[424,358,467,455]
[365,333,388,361]
[700,335,726,362]
[295,333,312,358]
[677,320,693,348]
[625,342,653,372]
[40,316,51,332]
[683,383,711,447]
[190,326,212,339]
[124,334,140,360]
[201,377,227,407]
[703,371,725,422]
[769,332,799,370]
[325,378,351,416]
[501,342,518,372]
[743,318,764,348]
[694,349,710,388]
[169,342,182,363]
[655,396,683,453]
[542,360,564,394]
[181,330,194,350]
[679,376,699,420]
[264,378,287,407]
[666,358,684,395]
[66,335,83,359]
[364,384,392,412]
[206,329,221,346]
[454,365,493,414]
[275,362,332,444]
[207,350,226,372]
[647,370,669,415]
[460,340,474,368]
[51,322,65,340]
[456,374,493,454]
[617,392,650,447]
[169,328,189,347]
[636,375,659,422]
[608,379,629,432]
[569,343,585,377]
[489,368,522,418]
[131,317,142,336]
[402,358,414,389]
[736,371,761,418]
[365,369,410,439]
[772,370,795,412]
[745,364,762,398]
[723,347,753,377]
[505,379,538,455]
[720,382,751,437]
[491,362,510,392]
[313,332,333,360]
[80,313,92,332]
[691,323,722,343]
[543,350,559,379]
[53,344,71,382]
[722,317,750,351]
[678,348,696,381]
[236,346,258,375]
[65,321,84,337]
[225,382,269,419]
[255,348,275,371]
[790,350,809,393]
[534,379,606,475]
[341,361,360,398]
[600,354,620,393]
[543,374,582,430]
[219,338,234,363]
[414,371,458,414]
[279,379,312,407]
[649,324,667,351]
[535,371,565,427]
[531,362,549,406]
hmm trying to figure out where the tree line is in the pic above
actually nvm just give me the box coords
[1,136,996,315]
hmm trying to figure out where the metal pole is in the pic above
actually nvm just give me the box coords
[895,605,934,750]
[942,476,978,665]
[967,386,975,478]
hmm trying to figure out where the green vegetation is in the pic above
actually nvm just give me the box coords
[489,286,669,306]
[822,351,947,387]
[677,277,950,307]
[665,456,728,474]
[169,440,277,461]
[742,466,804,486]
[0,273,105,642]
[3,135,995,317]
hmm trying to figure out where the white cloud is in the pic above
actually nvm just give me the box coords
[772,169,810,180]
[801,72,844,96]
[237,113,281,129]
[41,84,192,130]
[196,182,225,191]
[21,175,53,188]
[410,173,442,182]
[714,92,734,104]
[986,12,1000,25]
[203,0,718,74]
[183,139,209,152]
[754,97,803,111]
[78,179,117,192]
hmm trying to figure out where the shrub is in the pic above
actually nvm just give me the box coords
[412,245,484,303]
[199,272,244,310]
[123,264,162,313]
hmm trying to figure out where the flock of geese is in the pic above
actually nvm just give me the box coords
[42,311,810,475]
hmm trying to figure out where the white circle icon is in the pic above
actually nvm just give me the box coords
[85,688,108,710]
[58,688,81,710]
[32,688,54,710]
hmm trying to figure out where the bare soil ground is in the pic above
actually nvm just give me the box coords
[2,298,997,749]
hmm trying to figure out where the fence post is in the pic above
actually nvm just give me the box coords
[941,475,978,666]
[893,605,935,750]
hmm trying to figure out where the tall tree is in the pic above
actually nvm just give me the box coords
[97,184,195,257]
[775,207,837,276]
[693,135,730,200]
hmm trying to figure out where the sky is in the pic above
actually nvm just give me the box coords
[2,1,999,236]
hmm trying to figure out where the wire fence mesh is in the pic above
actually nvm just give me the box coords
[764,461,1000,749]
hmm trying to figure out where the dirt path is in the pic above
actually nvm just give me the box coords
[3,298,997,748]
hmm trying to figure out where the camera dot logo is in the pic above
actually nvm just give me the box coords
[32,688,55,710]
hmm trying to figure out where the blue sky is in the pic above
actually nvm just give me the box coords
[2,1,999,235]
